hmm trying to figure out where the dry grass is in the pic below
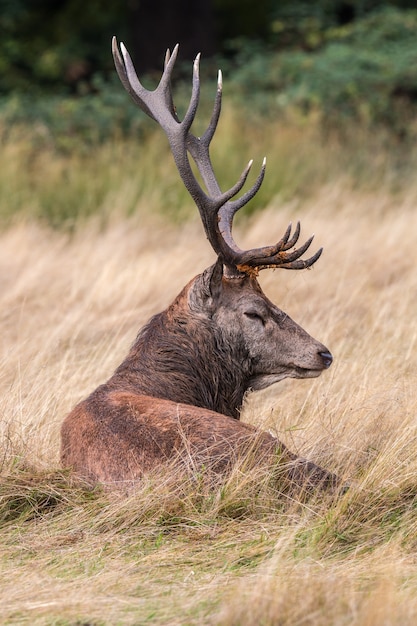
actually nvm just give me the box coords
[1,169,417,624]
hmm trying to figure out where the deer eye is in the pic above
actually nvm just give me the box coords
[244,310,265,325]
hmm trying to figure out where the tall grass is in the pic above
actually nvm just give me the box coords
[1,115,417,624]
[2,105,417,228]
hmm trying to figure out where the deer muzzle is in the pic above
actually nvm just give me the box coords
[318,350,333,369]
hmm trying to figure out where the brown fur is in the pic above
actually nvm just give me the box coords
[61,261,339,491]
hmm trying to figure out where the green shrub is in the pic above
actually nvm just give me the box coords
[0,76,146,152]
[232,7,417,134]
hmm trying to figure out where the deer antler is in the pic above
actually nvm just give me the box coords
[112,38,322,277]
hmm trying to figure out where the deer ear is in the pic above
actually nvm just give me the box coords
[189,258,223,314]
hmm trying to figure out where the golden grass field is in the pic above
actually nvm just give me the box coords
[1,121,417,625]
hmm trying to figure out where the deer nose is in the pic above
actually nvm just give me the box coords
[319,350,333,369]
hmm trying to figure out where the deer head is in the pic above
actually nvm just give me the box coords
[112,40,332,404]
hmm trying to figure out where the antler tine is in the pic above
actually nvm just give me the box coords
[164,48,171,69]
[282,221,300,250]
[163,48,178,119]
[112,37,140,108]
[120,39,179,121]
[279,246,323,270]
[201,70,222,146]
[218,158,266,228]
[185,68,223,200]
[182,54,201,134]
[112,38,154,121]
[246,221,301,259]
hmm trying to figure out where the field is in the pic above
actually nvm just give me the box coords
[1,118,417,625]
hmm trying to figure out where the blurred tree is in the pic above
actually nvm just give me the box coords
[1,0,417,94]
[127,0,216,73]
[0,0,126,93]
[213,0,270,51]
[269,0,417,49]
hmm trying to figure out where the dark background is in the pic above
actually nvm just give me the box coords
[1,0,415,93]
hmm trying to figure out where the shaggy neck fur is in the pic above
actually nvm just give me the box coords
[107,289,250,419]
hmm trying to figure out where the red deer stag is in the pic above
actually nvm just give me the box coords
[60,39,339,491]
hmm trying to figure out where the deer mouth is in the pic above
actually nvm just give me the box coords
[249,366,323,390]
[292,366,323,379]
[289,367,323,378]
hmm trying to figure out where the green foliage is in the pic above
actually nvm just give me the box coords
[232,7,417,133]
[0,0,125,93]
[0,76,146,151]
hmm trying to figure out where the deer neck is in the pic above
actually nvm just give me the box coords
[109,297,248,419]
